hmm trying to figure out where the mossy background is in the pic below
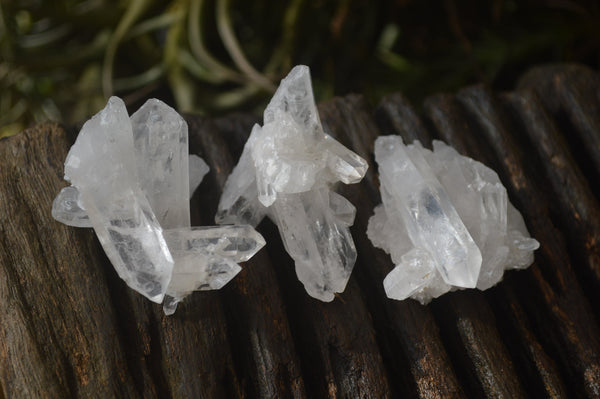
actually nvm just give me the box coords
[1,0,599,137]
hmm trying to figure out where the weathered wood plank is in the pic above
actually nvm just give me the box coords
[0,124,142,398]
[320,95,464,398]
[489,282,568,398]
[518,64,600,194]
[217,107,394,399]
[189,115,307,398]
[377,94,527,398]
[502,90,600,304]
[375,93,433,144]
[2,64,600,398]
[455,86,600,398]
[423,93,569,398]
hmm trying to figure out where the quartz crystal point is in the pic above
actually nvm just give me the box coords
[368,136,539,303]
[52,97,265,314]
[217,65,368,301]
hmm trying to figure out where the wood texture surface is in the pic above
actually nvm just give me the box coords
[1,64,599,398]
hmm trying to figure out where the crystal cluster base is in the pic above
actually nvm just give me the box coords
[52,97,265,314]
[368,136,539,304]
[216,65,368,301]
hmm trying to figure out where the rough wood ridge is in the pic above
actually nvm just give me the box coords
[1,64,599,398]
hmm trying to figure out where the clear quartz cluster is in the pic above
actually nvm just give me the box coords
[368,136,540,304]
[52,97,265,314]
[216,65,368,301]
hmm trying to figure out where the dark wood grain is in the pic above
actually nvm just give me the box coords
[190,115,307,398]
[0,124,142,398]
[375,93,433,145]
[216,104,393,399]
[518,64,600,195]
[454,85,600,398]
[320,95,464,398]
[378,95,527,398]
[502,90,600,302]
[423,94,569,398]
[2,64,600,398]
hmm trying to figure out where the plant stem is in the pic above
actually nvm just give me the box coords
[215,0,275,92]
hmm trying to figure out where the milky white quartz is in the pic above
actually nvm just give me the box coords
[216,65,368,301]
[368,136,539,303]
[52,97,265,314]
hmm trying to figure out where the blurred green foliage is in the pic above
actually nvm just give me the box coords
[1,0,599,137]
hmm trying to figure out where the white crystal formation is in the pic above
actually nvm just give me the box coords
[368,136,539,304]
[216,65,368,301]
[52,97,265,314]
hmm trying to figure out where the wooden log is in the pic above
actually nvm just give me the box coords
[215,106,393,399]
[455,86,600,398]
[375,93,433,144]
[502,90,600,303]
[378,94,527,398]
[517,64,600,195]
[187,115,307,398]
[320,95,464,398]
[423,94,568,398]
[0,124,152,397]
[2,64,600,398]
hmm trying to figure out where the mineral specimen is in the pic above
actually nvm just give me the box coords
[368,136,539,303]
[52,97,265,314]
[216,65,368,301]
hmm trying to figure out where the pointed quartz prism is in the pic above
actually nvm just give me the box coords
[52,97,265,313]
[375,136,482,288]
[53,156,209,227]
[63,97,174,303]
[270,189,358,301]
[189,154,210,198]
[161,225,266,314]
[368,136,539,303]
[383,248,438,301]
[51,186,91,227]
[163,226,266,264]
[131,99,192,229]
[216,129,268,227]
[217,65,367,301]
